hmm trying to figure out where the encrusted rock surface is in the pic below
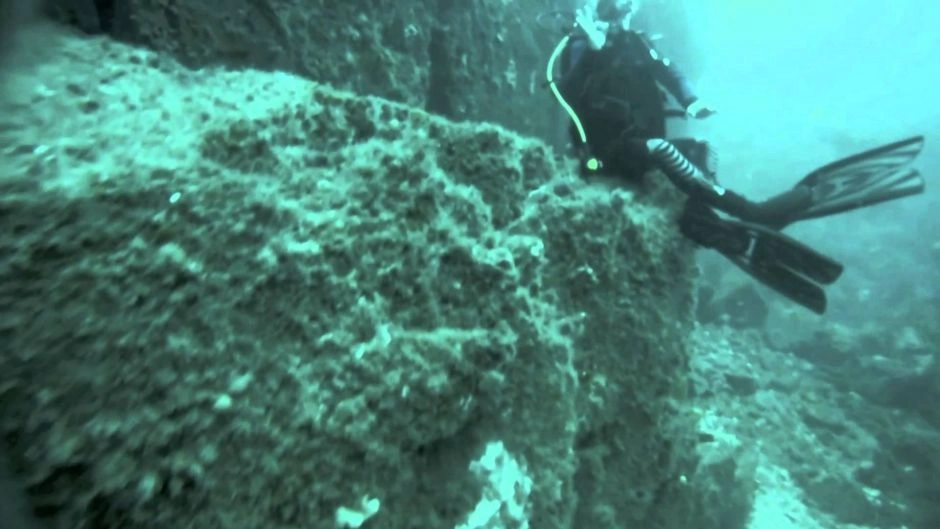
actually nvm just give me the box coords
[0,28,745,529]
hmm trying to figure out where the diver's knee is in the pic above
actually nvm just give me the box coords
[645,138,668,153]
[645,138,728,199]
[645,139,696,176]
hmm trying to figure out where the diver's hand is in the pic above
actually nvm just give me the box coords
[575,7,608,50]
[686,100,717,119]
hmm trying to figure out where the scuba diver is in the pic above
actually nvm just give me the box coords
[544,0,926,314]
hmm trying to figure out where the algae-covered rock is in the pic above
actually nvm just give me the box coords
[0,28,725,529]
[44,0,564,140]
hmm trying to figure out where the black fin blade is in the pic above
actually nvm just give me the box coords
[800,136,924,189]
[737,257,829,315]
[751,228,844,285]
[713,221,843,314]
[791,136,925,223]
[799,167,924,222]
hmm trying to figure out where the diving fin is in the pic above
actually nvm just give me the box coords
[782,135,925,226]
[721,223,844,314]
[681,203,844,314]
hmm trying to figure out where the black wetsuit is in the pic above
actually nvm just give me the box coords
[557,29,812,229]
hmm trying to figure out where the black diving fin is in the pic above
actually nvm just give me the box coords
[681,203,844,314]
[779,135,925,227]
[727,223,844,314]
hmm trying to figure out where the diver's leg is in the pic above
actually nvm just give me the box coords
[664,137,797,225]
[644,138,797,224]
[718,136,926,227]
[648,136,926,228]
[643,140,846,312]
[643,138,924,228]
[645,138,745,210]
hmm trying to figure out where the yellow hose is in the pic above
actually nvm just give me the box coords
[545,33,601,171]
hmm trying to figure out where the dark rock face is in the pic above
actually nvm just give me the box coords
[45,0,568,141]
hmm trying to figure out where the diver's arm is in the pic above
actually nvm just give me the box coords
[632,32,698,108]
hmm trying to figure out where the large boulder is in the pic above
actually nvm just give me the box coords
[0,24,746,529]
